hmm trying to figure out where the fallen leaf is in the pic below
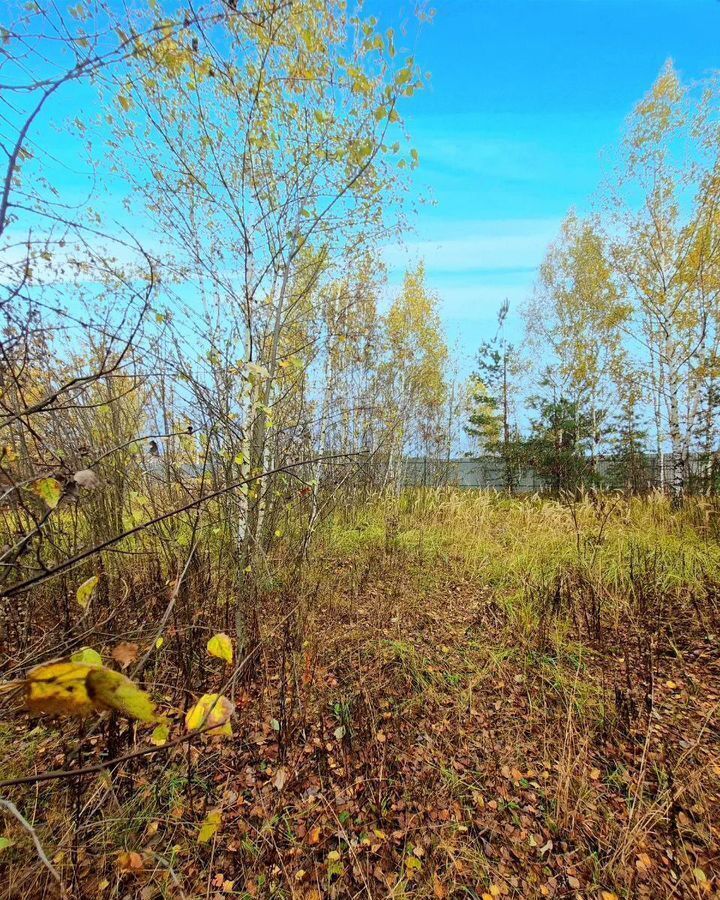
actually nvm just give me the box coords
[150,722,170,745]
[112,641,139,668]
[117,850,144,872]
[70,647,102,666]
[198,809,222,844]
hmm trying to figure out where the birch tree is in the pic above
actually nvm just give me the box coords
[101,0,423,650]
[608,62,720,502]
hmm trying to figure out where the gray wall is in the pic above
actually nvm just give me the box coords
[401,456,710,491]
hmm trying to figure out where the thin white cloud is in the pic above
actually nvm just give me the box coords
[384,217,561,275]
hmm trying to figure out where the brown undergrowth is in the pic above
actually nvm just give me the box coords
[1,493,719,899]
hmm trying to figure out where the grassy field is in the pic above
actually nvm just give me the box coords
[2,491,720,898]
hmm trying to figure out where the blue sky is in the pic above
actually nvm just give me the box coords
[5,0,719,377]
[377,0,720,371]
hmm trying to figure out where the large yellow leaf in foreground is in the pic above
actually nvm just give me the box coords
[25,661,157,722]
[25,661,96,717]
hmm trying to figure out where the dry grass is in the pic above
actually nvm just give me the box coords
[1,489,719,898]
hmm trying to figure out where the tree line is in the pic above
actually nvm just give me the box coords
[466,62,720,502]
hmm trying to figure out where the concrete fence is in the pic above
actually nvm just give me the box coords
[401,455,714,492]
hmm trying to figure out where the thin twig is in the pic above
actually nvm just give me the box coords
[0,799,61,883]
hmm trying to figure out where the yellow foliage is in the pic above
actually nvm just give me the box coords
[185,693,234,737]
[87,667,156,721]
[198,808,222,844]
[25,661,95,717]
[150,721,170,746]
[76,575,100,609]
[25,661,157,722]
[207,632,233,664]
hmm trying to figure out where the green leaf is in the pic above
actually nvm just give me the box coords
[70,647,102,666]
[150,721,170,745]
[207,632,233,664]
[0,837,12,852]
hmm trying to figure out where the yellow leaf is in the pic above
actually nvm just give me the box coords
[86,667,157,722]
[601,893,619,900]
[198,808,222,844]
[185,693,234,737]
[76,575,100,609]
[155,637,164,650]
[30,477,62,509]
[207,632,233,664]
[25,661,95,716]
[118,93,132,112]
[70,647,102,666]
[26,661,155,723]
